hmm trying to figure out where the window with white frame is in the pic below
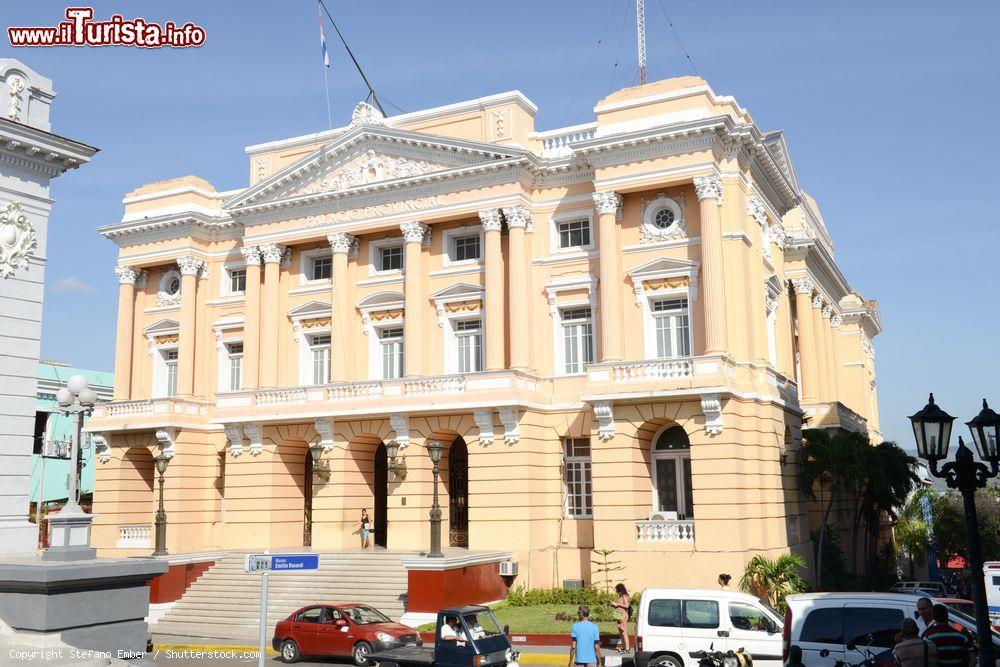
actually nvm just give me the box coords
[454,318,483,373]
[651,426,693,520]
[452,235,481,263]
[226,267,246,295]
[378,327,404,379]
[651,298,691,358]
[378,245,404,272]
[163,349,179,397]
[310,255,332,281]
[561,307,594,374]
[557,219,591,250]
[563,437,593,518]
[225,342,243,391]
[309,334,331,385]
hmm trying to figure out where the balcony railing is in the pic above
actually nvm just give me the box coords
[117,524,151,549]
[328,381,384,401]
[255,388,308,406]
[607,358,694,382]
[533,123,597,157]
[104,400,155,417]
[636,519,695,542]
[403,375,465,396]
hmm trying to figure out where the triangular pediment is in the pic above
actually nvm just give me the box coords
[144,318,180,335]
[429,282,484,302]
[226,126,531,212]
[627,256,699,280]
[288,300,331,319]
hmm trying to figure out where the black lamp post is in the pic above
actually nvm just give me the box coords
[427,440,444,558]
[909,394,999,666]
[152,454,170,556]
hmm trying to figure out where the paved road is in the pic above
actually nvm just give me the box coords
[149,653,559,667]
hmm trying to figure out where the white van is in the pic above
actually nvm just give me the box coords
[783,592,1000,666]
[634,589,784,667]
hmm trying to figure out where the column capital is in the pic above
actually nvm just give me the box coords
[478,208,503,232]
[792,277,814,295]
[239,245,262,266]
[821,305,833,319]
[327,232,359,256]
[176,256,205,276]
[259,242,286,264]
[693,174,724,202]
[115,265,146,286]
[502,205,533,229]
[746,195,768,225]
[831,314,843,328]
[592,191,623,216]
[400,221,431,246]
[812,293,825,309]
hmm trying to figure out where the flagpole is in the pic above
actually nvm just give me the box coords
[318,1,333,129]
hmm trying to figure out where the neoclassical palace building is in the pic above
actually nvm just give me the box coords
[88,76,882,589]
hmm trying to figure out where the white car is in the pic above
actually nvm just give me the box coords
[782,592,1000,666]
[634,588,784,667]
[891,581,949,597]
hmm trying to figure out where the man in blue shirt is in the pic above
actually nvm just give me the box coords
[570,605,602,667]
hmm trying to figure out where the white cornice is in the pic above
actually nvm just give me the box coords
[592,84,744,116]
[0,118,98,178]
[123,186,242,205]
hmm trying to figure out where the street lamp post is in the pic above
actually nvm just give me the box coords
[427,440,444,558]
[910,394,999,667]
[152,454,170,556]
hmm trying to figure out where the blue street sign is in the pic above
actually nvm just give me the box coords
[245,553,319,573]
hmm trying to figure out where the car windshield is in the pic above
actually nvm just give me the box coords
[342,605,391,625]
[945,608,1000,644]
[463,611,503,638]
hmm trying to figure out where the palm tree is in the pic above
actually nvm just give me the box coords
[859,442,919,573]
[739,553,809,611]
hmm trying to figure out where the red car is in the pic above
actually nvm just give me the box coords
[272,603,420,664]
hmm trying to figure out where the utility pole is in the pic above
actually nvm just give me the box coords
[637,0,647,85]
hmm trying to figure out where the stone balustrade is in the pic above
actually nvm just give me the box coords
[116,524,151,549]
[327,381,384,401]
[533,123,597,157]
[102,400,155,417]
[255,388,308,406]
[403,375,465,396]
[608,358,694,382]
[635,519,695,542]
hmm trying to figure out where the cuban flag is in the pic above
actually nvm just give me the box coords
[320,19,330,68]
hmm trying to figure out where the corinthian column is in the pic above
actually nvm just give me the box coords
[792,278,820,402]
[821,305,838,401]
[694,175,727,354]
[258,243,285,389]
[400,222,429,377]
[479,209,504,371]
[176,256,205,397]
[240,245,262,390]
[113,266,145,400]
[812,295,830,402]
[593,191,623,362]
[503,206,532,370]
[328,233,357,381]
[830,313,843,402]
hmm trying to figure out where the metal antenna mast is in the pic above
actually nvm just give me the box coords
[636,0,647,84]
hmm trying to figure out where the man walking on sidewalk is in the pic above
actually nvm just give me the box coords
[570,605,602,667]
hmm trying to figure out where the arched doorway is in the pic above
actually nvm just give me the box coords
[303,453,313,547]
[373,443,388,548]
[448,437,469,548]
[651,425,693,520]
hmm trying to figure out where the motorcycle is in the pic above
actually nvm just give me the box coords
[690,643,753,667]
[818,636,897,667]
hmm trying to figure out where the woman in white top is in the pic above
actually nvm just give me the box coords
[440,617,462,641]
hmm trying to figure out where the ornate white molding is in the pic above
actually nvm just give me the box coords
[327,232,359,257]
[314,417,334,453]
[693,175,724,202]
[700,394,723,435]
[812,294,825,309]
[0,201,37,279]
[545,275,598,317]
[771,222,788,249]
[176,256,205,276]
[259,242,285,264]
[764,276,782,315]
[792,277,814,295]
[473,409,495,446]
[592,191,622,216]
[115,265,147,287]
[746,195,768,226]
[301,149,444,196]
[390,413,409,448]
[348,101,385,129]
[240,245,262,266]
[821,305,833,319]
[593,401,615,441]
[502,205,533,231]
[498,407,519,445]
[155,427,176,459]
[6,76,24,122]
[224,423,245,457]
[91,433,111,464]
[478,208,503,232]
[639,194,687,244]
[400,221,431,247]
[831,314,843,328]
[244,423,264,456]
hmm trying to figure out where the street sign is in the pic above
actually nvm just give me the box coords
[245,552,319,573]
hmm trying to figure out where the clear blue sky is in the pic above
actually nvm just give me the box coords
[3,1,998,448]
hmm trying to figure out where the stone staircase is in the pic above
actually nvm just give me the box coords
[153,551,413,643]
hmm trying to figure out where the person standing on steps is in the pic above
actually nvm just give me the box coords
[360,509,372,549]
[569,605,601,667]
[612,583,631,653]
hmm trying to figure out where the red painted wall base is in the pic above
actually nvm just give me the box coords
[149,561,214,604]
[407,562,508,613]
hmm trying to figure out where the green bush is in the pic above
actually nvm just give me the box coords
[505,586,614,607]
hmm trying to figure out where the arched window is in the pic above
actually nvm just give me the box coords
[651,425,693,520]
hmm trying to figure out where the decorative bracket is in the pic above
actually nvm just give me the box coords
[474,409,495,446]
[498,407,520,445]
[91,432,111,463]
[700,394,723,435]
[390,413,409,449]
[244,423,264,456]
[225,423,245,457]
[314,417,335,453]
[155,427,176,459]
[592,401,615,441]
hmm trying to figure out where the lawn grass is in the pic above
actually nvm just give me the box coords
[418,605,636,636]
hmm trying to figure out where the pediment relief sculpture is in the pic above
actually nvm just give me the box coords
[298,149,452,197]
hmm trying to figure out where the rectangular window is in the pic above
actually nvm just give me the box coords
[311,256,332,281]
[558,219,591,249]
[310,335,331,385]
[563,438,592,518]
[379,327,404,379]
[454,319,483,373]
[228,268,247,294]
[652,298,690,358]
[682,600,720,629]
[164,349,178,397]
[379,246,403,272]
[226,342,243,391]
[452,235,481,262]
[561,307,594,374]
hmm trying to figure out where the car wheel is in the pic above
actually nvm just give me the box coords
[651,655,683,667]
[280,639,301,663]
[353,641,374,666]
